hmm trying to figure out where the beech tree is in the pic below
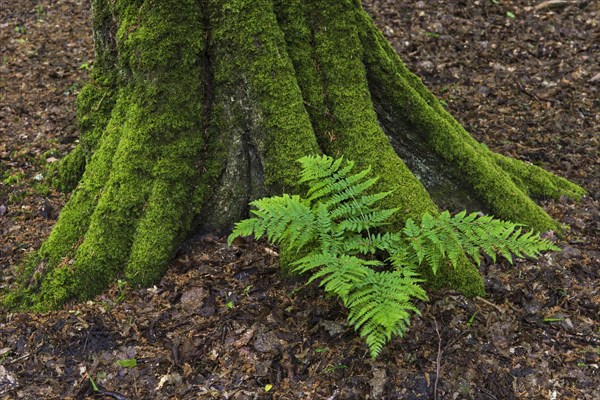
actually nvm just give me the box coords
[4,0,584,310]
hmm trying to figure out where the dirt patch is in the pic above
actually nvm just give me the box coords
[1,0,598,399]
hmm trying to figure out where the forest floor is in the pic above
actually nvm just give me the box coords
[0,0,598,399]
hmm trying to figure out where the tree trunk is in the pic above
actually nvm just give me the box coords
[5,0,584,310]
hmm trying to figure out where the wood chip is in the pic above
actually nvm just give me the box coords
[534,0,573,11]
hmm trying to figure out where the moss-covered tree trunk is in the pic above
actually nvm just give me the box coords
[5,0,584,310]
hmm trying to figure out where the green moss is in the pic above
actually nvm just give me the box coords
[492,153,586,200]
[276,1,437,223]
[25,101,127,308]
[209,0,320,194]
[53,71,117,193]
[304,1,436,223]
[7,0,208,309]
[273,0,483,297]
[356,8,581,233]
[39,99,126,269]
[89,0,206,291]
[273,0,331,146]
[53,0,120,193]
[52,144,85,192]
[3,172,25,185]
[125,133,206,286]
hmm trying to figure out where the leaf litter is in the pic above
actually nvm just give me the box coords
[1,0,598,398]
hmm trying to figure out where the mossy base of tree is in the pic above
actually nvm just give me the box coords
[2,0,584,311]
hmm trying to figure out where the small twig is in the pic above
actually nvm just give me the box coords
[83,325,93,354]
[96,390,129,400]
[433,318,442,400]
[479,387,500,399]
[474,296,504,313]
[302,100,337,120]
[87,371,129,400]
[5,353,30,365]
[91,90,108,112]
[515,79,556,103]
[444,329,469,350]
[534,0,572,11]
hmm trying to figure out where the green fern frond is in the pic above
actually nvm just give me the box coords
[292,253,378,298]
[346,270,427,358]
[298,154,348,183]
[228,194,316,251]
[320,175,377,208]
[337,208,399,233]
[402,210,560,273]
[306,167,374,206]
[229,155,560,359]
[388,245,420,272]
[329,191,392,220]
[341,232,404,256]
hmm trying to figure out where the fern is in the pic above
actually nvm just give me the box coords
[397,210,560,273]
[347,270,427,358]
[228,155,559,358]
[229,194,317,251]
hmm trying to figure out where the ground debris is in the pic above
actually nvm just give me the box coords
[1,0,598,398]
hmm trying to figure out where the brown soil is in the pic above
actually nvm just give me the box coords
[1,1,598,399]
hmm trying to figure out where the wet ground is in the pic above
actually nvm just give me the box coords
[1,0,598,398]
